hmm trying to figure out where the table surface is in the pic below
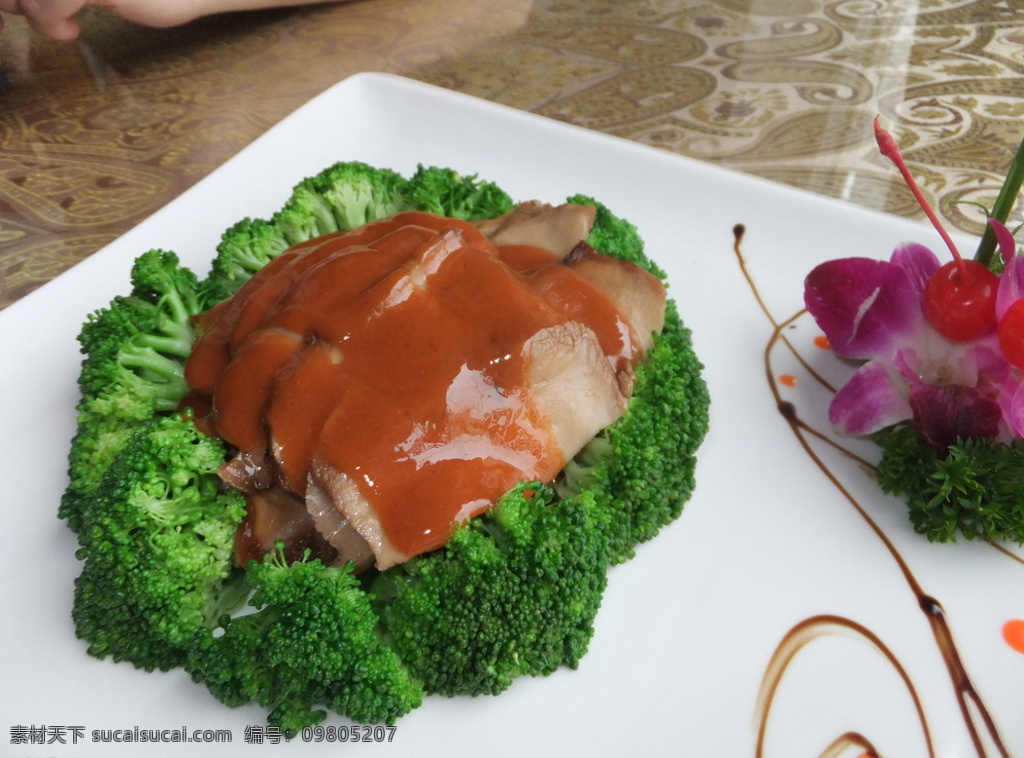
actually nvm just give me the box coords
[1,0,1022,308]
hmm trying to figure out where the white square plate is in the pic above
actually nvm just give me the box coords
[1,72,1021,757]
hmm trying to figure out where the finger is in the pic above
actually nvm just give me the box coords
[18,0,85,39]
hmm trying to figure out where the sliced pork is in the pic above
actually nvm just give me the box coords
[473,200,596,258]
[184,206,667,571]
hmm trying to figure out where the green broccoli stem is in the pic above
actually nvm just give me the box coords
[975,132,1024,267]
[228,603,282,635]
[118,346,190,407]
[141,492,212,527]
[137,329,193,360]
[120,344,187,380]
[161,290,197,337]
[206,569,253,627]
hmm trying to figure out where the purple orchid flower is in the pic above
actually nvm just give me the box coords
[804,238,1022,450]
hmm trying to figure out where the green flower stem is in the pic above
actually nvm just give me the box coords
[976,133,1024,267]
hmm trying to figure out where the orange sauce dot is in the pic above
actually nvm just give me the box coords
[814,335,832,350]
[779,374,798,387]
[1002,619,1024,653]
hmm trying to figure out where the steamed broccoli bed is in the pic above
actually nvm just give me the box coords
[63,162,710,733]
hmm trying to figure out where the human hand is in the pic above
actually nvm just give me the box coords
[0,0,343,40]
[0,0,211,40]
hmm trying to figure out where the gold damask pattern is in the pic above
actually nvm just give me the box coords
[1,0,1023,307]
[420,0,1024,237]
[0,0,535,307]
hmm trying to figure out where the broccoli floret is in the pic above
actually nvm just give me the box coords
[61,250,203,532]
[287,160,410,232]
[130,247,201,316]
[187,548,423,734]
[407,165,514,220]
[269,162,407,248]
[372,483,608,697]
[570,193,666,278]
[78,249,197,403]
[71,414,247,671]
[199,217,292,305]
[272,203,325,248]
[875,424,1024,543]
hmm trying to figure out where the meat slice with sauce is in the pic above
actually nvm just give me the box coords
[474,200,597,258]
[185,206,667,571]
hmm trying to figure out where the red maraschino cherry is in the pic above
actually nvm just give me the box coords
[999,297,1024,369]
[875,117,999,342]
[923,258,999,342]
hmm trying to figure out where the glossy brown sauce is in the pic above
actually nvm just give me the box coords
[733,224,1010,757]
[186,210,638,560]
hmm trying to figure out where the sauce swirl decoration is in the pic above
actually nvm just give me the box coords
[734,224,1012,757]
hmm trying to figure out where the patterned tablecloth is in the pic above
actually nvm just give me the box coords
[1,0,1022,308]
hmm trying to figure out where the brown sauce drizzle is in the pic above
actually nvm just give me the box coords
[733,223,1011,757]
[753,614,914,758]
